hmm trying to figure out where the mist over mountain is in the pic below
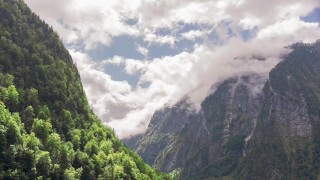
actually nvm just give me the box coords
[25,0,320,138]
[128,41,320,179]
[1,0,319,179]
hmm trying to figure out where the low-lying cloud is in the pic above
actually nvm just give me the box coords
[70,37,296,138]
[25,0,320,138]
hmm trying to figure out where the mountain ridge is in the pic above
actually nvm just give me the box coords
[129,41,320,179]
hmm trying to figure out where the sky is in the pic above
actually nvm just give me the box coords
[25,0,320,139]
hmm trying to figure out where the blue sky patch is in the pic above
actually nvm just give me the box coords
[104,63,141,87]
[87,35,145,61]
[301,7,320,23]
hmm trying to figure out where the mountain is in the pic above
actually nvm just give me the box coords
[130,41,320,179]
[132,99,197,166]
[239,42,320,179]
[132,75,263,179]
[0,0,171,179]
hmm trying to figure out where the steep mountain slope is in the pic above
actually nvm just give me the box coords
[134,75,263,179]
[133,99,196,166]
[240,42,320,179]
[0,0,171,179]
[132,41,320,179]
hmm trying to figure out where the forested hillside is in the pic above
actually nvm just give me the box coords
[0,0,171,179]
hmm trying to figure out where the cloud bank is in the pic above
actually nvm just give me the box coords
[25,0,320,138]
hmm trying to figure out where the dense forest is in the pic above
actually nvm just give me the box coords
[0,0,172,179]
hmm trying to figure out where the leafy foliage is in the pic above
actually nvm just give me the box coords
[0,0,171,179]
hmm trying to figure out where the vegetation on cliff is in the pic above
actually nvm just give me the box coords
[0,0,171,179]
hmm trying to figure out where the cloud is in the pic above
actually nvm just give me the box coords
[104,56,147,75]
[136,45,149,57]
[25,0,139,50]
[25,0,318,48]
[69,36,292,138]
[182,30,210,41]
[257,18,320,42]
[70,50,175,137]
[70,51,133,120]
[144,33,177,47]
[140,37,291,107]
[25,0,320,138]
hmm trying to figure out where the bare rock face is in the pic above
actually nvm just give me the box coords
[130,41,320,180]
[133,75,263,179]
[240,42,320,179]
[133,99,196,166]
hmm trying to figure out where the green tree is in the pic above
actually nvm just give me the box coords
[26,88,40,111]
[23,132,40,151]
[84,139,99,157]
[21,105,34,133]
[64,167,82,180]
[46,133,61,163]
[32,118,52,142]
[5,74,14,86]
[7,85,19,110]
[0,1,171,179]
[36,151,52,177]
[37,105,50,120]
[60,142,75,170]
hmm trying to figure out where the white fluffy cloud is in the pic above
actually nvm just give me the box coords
[69,37,292,138]
[182,30,210,41]
[25,0,320,138]
[25,0,319,48]
[257,18,320,42]
[144,33,177,47]
[137,45,149,57]
[25,0,139,50]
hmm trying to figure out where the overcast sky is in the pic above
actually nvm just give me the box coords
[25,0,320,138]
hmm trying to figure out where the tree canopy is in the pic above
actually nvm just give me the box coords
[0,0,172,179]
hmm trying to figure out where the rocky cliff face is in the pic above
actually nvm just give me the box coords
[131,75,264,179]
[129,41,320,179]
[240,42,320,179]
[131,99,196,166]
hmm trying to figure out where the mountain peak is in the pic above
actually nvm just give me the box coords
[131,41,320,179]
